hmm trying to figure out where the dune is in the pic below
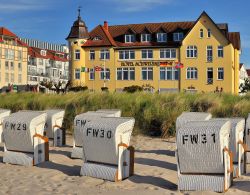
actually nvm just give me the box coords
[0,135,249,195]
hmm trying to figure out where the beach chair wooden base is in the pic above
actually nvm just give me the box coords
[71,146,83,159]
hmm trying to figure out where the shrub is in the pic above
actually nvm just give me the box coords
[101,87,109,92]
[123,85,143,93]
[69,86,88,92]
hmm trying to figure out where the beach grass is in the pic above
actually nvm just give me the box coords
[0,92,249,137]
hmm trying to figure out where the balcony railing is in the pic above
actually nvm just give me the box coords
[207,78,213,85]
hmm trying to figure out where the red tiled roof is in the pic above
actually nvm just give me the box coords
[0,27,17,37]
[247,69,250,77]
[228,32,241,50]
[29,47,68,62]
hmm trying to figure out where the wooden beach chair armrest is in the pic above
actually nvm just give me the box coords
[238,140,248,151]
[224,147,233,173]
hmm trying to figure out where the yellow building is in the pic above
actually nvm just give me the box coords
[67,11,241,94]
[0,27,28,90]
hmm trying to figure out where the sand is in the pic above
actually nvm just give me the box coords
[0,135,250,195]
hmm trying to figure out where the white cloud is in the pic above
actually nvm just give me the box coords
[110,0,173,12]
[0,0,51,12]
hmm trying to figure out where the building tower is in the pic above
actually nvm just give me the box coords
[66,7,89,87]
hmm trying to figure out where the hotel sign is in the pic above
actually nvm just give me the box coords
[121,61,175,67]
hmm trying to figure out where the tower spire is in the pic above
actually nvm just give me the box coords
[78,6,82,19]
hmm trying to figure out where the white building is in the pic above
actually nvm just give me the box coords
[239,63,249,86]
[20,39,69,86]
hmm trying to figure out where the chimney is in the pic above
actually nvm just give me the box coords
[104,21,108,31]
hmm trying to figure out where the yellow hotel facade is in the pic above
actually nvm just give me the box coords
[0,27,28,89]
[67,11,241,94]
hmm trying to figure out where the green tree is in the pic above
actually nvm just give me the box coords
[240,78,250,93]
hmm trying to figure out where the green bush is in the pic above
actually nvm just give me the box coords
[69,86,88,92]
[0,92,249,138]
[123,85,143,93]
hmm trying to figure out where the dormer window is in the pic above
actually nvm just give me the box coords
[157,33,167,42]
[125,34,135,43]
[141,34,151,42]
[173,32,184,42]
[41,50,47,56]
[93,36,101,41]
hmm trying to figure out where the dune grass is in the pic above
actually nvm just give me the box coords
[0,92,250,138]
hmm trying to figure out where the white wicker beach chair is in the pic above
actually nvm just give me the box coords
[176,112,212,131]
[2,111,48,166]
[44,109,65,147]
[176,120,233,192]
[71,111,116,159]
[96,109,122,117]
[246,113,250,164]
[80,117,135,181]
[0,109,11,143]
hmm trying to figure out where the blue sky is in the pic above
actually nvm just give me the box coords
[0,0,249,67]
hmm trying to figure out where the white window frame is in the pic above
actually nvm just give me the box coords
[141,49,153,59]
[157,33,167,42]
[206,46,213,62]
[160,67,179,80]
[75,68,80,80]
[90,50,95,60]
[100,49,110,60]
[217,46,224,58]
[125,34,135,43]
[217,67,224,80]
[141,34,151,42]
[141,67,153,80]
[74,49,80,60]
[119,50,135,60]
[100,68,110,80]
[200,29,204,38]
[89,68,95,80]
[186,67,198,80]
[186,46,198,58]
[173,32,184,41]
[160,49,176,59]
[207,29,211,38]
[116,67,135,80]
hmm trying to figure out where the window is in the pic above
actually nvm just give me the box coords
[10,62,14,71]
[186,67,198,79]
[89,68,95,80]
[125,34,135,43]
[160,67,179,80]
[119,50,135,60]
[39,59,43,65]
[41,50,46,56]
[218,46,224,58]
[186,46,197,58]
[142,49,153,59]
[100,49,110,60]
[17,50,22,61]
[116,67,135,80]
[160,49,176,59]
[173,32,184,41]
[11,73,14,82]
[18,63,22,71]
[207,67,213,84]
[5,61,9,70]
[90,50,95,60]
[141,34,151,42]
[141,67,153,80]
[200,29,204,38]
[5,49,14,60]
[75,68,80,79]
[218,67,224,80]
[5,73,9,83]
[157,33,167,42]
[100,68,110,80]
[207,46,213,62]
[75,49,80,60]
[18,74,22,83]
[207,29,211,38]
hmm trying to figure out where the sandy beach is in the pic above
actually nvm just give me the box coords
[0,135,250,195]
